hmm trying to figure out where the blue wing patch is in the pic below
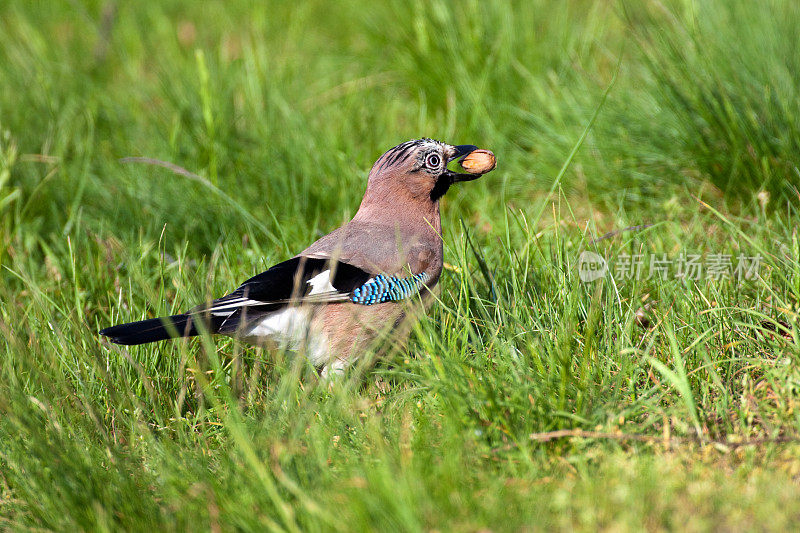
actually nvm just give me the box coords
[351,273,430,305]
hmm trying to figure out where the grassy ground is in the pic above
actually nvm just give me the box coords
[2,0,800,530]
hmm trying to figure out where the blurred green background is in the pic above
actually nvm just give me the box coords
[2,0,800,530]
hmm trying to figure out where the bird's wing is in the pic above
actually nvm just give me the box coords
[195,256,431,336]
[199,256,374,319]
[99,257,376,345]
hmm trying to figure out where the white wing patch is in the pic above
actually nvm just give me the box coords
[209,269,342,317]
[306,269,337,295]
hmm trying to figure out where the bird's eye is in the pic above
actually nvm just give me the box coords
[425,153,442,169]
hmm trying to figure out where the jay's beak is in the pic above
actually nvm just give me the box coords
[431,142,495,201]
[445,144,482,183]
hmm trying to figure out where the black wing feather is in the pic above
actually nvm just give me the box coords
[100,257,374,345]
[213,257,371,308]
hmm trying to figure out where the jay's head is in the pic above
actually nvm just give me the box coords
[363,139,491,206]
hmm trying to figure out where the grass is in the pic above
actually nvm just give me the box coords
[1,0,800,530]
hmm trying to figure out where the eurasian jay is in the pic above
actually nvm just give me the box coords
[100,139,495,376]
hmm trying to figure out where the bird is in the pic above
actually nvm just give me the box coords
[99,139,495,377]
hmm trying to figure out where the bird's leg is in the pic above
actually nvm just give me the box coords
[320,358,348,381]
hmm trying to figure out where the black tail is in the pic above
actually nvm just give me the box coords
[99,313,223,345]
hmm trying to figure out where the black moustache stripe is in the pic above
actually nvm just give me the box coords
[430,174,451,201]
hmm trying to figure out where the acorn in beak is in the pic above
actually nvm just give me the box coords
[445,145,496,183]
[430,144,496,201]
